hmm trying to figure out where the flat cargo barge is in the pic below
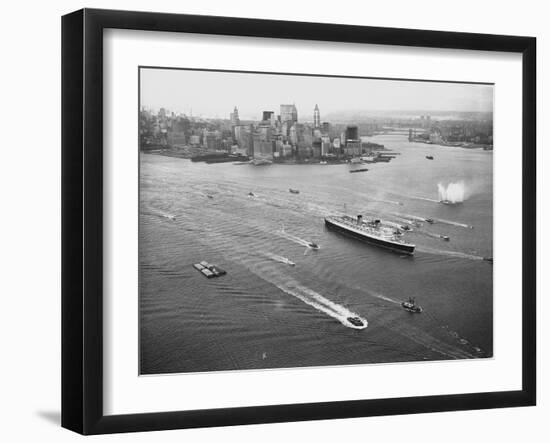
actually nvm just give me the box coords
[325,215,415,255]
[193,261,227,278]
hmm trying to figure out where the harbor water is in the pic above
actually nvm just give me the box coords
[139,134,493,374]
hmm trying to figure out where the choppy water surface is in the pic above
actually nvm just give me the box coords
[139,135,493,374]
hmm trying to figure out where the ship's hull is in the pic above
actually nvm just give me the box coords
[325,217,415,255]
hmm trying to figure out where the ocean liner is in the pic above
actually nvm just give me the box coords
[325,214,416,255]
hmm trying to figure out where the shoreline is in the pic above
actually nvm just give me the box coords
[143,150,394,166]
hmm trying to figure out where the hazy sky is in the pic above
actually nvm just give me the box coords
[140,68,493,120]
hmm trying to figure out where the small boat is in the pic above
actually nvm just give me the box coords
[349,168,369,173]
[402,297,422,313]
[206,194,214,199]
[289,188,300,194]
[248,192,256,197]
[440,200,462,205]
[283,257,296,266]
[440,235,450,241]
[483,256,493,263]
[347,317,365,327]
[426,155,434,160]
[425,218,434,224]
[307,242,320,250]
[319,160,327,165]
[400,225,411,231]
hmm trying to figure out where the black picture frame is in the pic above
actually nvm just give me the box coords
[61,8,536,435]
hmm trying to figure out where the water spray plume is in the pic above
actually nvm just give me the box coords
[438,182,465,203]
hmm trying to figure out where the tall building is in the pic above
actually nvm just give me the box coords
[313,104,320,128]
[234,125,253,156]
[289,124,297,145]
[295,124,313,158]
[258,124,273,142]
[345,125,359,142]
[345,125,361,156]
[262,111,274,122]
[321,136,331,156]
[253,132,274,160]
[280,104,298,124]
[313,128,322,140]
[203,131,220,150]
[230,106,240,126]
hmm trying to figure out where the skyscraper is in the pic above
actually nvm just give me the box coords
[345,125,359,141]
[313,104,320,128]
[230,106,240,126]
[280,104,298,124]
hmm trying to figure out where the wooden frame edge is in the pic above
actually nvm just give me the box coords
[61,8,537,435]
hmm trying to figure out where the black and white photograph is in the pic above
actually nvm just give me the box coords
[139,67,494,375]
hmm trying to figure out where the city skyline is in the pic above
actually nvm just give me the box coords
[140,68,494,121]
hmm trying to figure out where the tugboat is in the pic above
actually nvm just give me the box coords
[289,188,300,194]
[401,297,422,313]
[347,316,365,328]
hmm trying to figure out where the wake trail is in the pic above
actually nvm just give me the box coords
[410,195,440,203]
[277,229,317,248]
[432,217,472,229]
[389,211,472,229]
[141,207,176,221]
[239,258,367,330]
[262,252,295,266]
[417,246,484,261]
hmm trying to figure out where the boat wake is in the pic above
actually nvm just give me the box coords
[262,252,296,266]
[431,217,472,229]
[389,212,472,229]
[389,212,426,223]
[277,229,318,249]
[373,198,403,206]
[235,253,367,329]
[142,208,176,221]
[367,291,401,305]
[279,280,368,330]
[417,231,451,241]
[417,246,484,261]
[410,195,440,203]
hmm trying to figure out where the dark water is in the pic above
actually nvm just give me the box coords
[139,134,493,375]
